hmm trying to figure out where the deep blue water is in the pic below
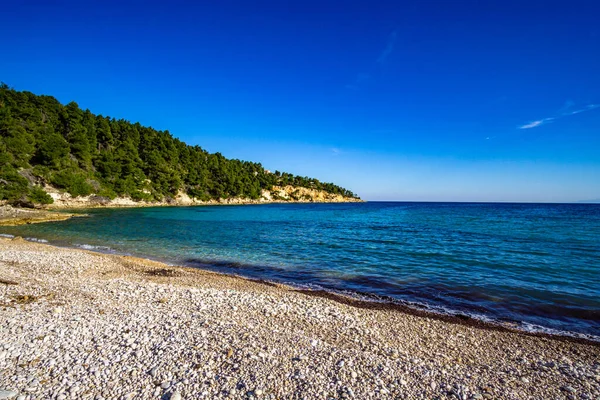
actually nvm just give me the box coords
[2,202,599,339]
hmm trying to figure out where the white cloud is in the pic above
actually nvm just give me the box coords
[518,103,599,129]
[519,119,548,129]
[566,104,598,115]
[377,30,397,64]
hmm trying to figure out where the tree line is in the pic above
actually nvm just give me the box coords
[0,84,358,205]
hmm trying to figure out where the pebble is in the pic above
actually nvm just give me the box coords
[0,390,18,399]
[161,381,172,389]
[562,386,576,393]
[0,240,598,400]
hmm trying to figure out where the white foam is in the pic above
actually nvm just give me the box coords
[0,234,15,238]
[519,322,600,342]
[25,237,49,243]
[75,243,114,252]
[277,282,600,342]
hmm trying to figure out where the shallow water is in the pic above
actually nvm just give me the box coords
[2,202,599,338]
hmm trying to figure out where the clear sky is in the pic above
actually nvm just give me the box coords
[2,0,599,202]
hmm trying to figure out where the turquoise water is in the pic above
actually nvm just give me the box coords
[2,202,599,339]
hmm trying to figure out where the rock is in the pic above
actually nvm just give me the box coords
[170,391,182,400]
[255,389,263,396]
[161,381,172,389]
[562,386,576,393]
[0,390,18,399]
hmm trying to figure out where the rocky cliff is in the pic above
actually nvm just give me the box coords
[42,185,362,209]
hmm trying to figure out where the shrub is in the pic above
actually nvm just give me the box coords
[130,190,152,202]
[96,187,117,200]
[50,170,93,197]
[28,186,54,204]
[0,167,29,201]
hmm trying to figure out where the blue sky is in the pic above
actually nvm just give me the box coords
[2,0,599,202]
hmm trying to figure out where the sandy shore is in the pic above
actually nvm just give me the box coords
[0,238,598,400]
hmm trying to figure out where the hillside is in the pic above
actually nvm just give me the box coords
[0,84,359,207]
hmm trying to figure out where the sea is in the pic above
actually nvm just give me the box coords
[2,202,599,340]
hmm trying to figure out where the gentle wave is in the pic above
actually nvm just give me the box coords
[74,243,115,252]
[255,278,600,342]
[25,237,49,243]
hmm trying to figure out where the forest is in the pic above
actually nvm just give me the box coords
[0,84,357,205]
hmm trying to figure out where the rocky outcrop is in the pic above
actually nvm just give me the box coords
[42,185,362,210]
[0,205,76,226]
[263,185,363,203]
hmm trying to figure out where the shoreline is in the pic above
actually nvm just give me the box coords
[41,184,364,210]
[46,198,364,210]
[1,237,599,399]
[0,205,80,227]
[0,220,597,346]
[296,289,600,347]
[0,196,363,225]
[0,199,362,226]
[78,242,600,346]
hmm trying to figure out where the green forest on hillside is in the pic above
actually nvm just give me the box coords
[0,84,357,205]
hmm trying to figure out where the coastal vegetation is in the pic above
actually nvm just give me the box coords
[0,84,358,205]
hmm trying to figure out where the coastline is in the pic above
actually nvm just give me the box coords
[0,193,362,226]
[0,205,80,227]
[1,238,598,399]
[1,228,597,346]
[41,184,364,210]
[45,197,364,210]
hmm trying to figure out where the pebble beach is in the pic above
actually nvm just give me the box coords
[0,237,599,400]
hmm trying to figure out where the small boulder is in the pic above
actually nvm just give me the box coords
[0,390,18,399]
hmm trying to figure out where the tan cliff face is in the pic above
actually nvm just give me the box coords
[263,185,362,203]
[42,185,362,209]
